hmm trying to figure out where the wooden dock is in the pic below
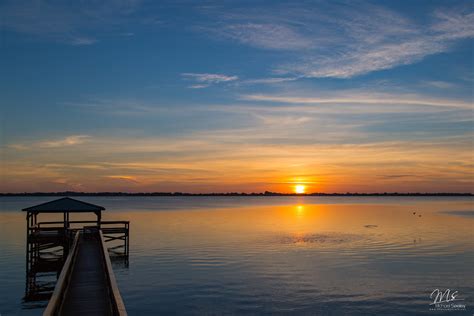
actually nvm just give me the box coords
[22,197,129,316]
[43,230,127,316]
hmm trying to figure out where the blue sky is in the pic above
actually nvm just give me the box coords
[0,0,473,193]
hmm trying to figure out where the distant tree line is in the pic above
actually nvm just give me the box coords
[0,191,472,197]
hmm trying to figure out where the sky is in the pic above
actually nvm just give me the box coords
[0,0,473,193]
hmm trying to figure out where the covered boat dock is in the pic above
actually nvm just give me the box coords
[23,197,129,315]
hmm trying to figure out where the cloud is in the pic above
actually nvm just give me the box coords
[281,39,447,79]
[38,135,91,148]
[188,84,210,89]
[242,92,473,109]
[105,175,140,183]
[241,76,300,85]
[200,3,474,78]
[278,7,473,78]
[254,114,312,126]
[378,174,415,180]
[421,81,456,89]
[36,135,91,148]
[181,73,238,88]
[219,23,313,50]
[182,72,299,88]
[182,73,238,83]
[8,135,92,150]
[183,73,301,88]
[432,7,474,40]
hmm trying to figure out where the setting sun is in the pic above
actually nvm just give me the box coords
[295,185,306,194]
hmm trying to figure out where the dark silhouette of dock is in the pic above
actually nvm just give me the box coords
[22,197,129,316]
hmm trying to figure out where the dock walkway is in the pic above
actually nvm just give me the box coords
[59,232,112,315]
[43,230,127,316]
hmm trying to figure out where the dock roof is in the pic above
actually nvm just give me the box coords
[22,197,105,213]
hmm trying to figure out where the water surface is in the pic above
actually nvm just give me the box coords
[0,196,473,315]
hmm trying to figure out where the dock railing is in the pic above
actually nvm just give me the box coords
[31,220,129,243]
[99,230,128,316]
[34,220,129,229]
[42,231,80,316]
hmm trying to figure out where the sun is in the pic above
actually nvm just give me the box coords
[295,184,306,194]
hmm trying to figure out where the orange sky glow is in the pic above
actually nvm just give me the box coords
[2,135,472,193]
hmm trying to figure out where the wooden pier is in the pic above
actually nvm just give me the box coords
[23,197,129,315]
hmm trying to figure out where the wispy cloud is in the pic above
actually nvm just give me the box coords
[254,114,312,126]
[181,73,238,88]
[281,39,446,79]
[241,76,300,85]
[182,73,299,88]
[38,135,91,148]
[242,92,473,109]
[188,84,210,89]
[432,7,474,40]
[219,23,313,50]
[105,175,140,183]
[200,3,474,78]
[421,80,456,89]
[10,135,91,150]
[280,7,473,78]
[182,73,238,83]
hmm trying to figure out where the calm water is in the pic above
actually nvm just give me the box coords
[0,196,473,315]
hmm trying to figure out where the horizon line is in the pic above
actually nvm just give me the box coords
[1,191,472,196]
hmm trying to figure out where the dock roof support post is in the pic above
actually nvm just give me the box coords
[96,211,101,229]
